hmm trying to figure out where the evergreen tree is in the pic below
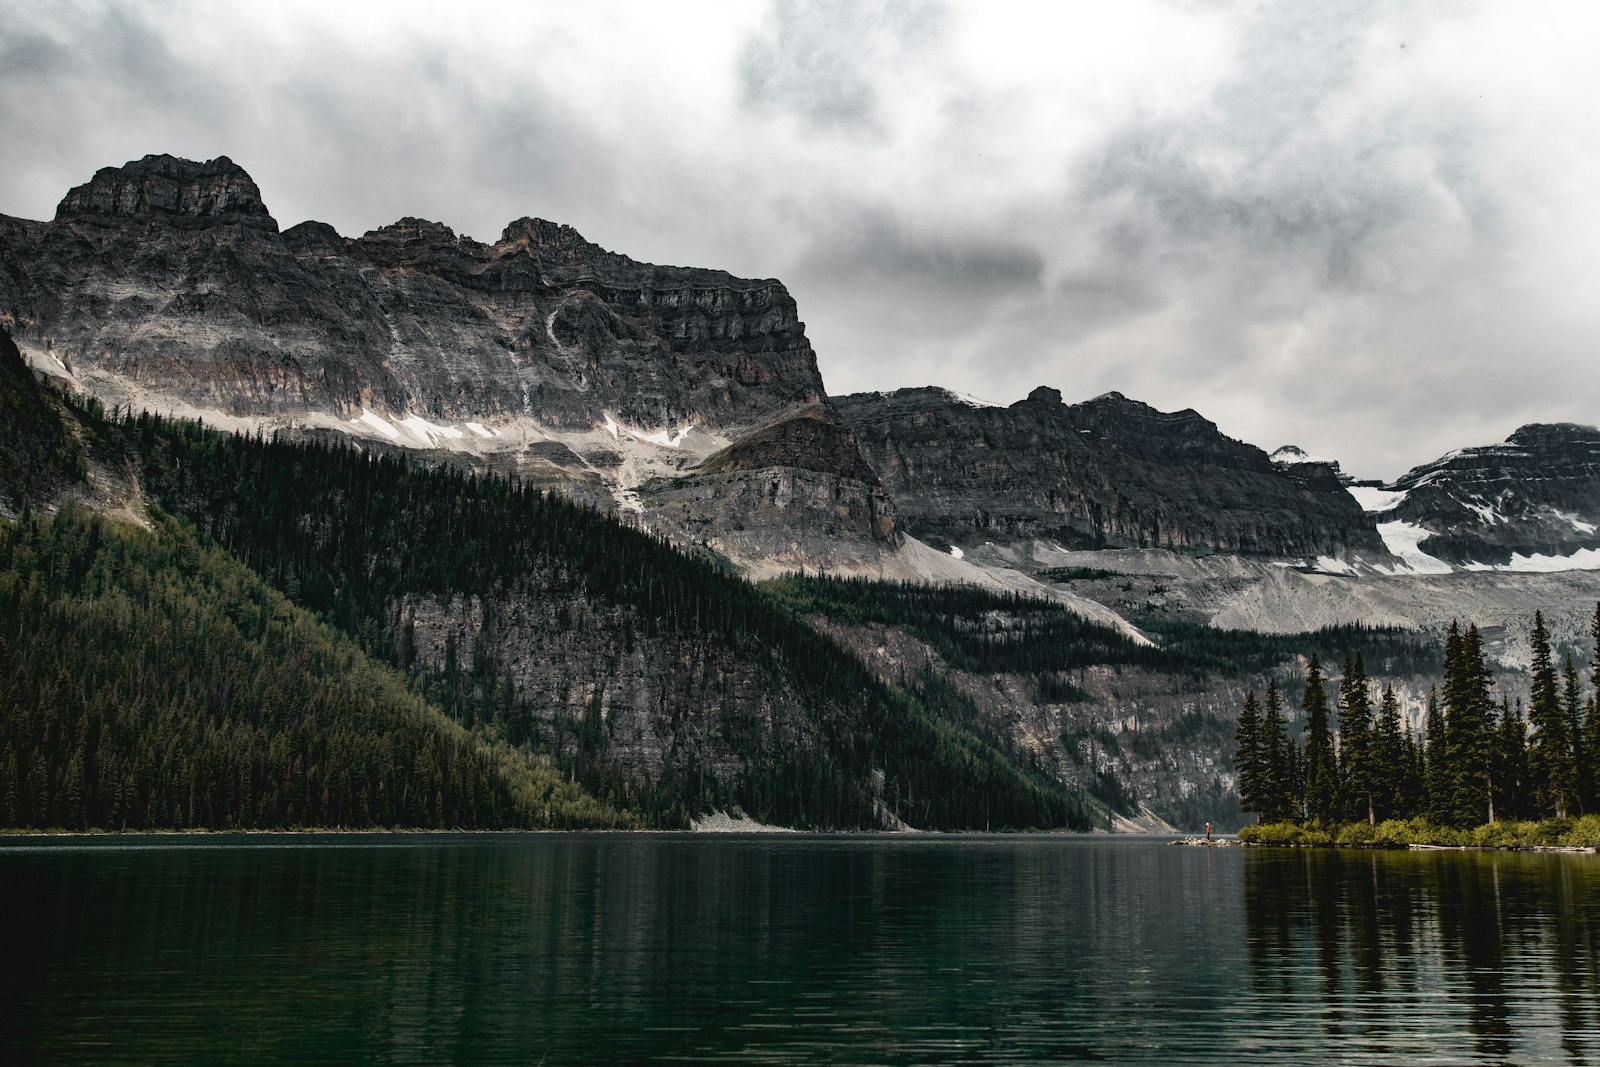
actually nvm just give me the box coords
[1589,601,1600,813]
[1446,624,1499,826]
[1526,611,1574,819]
[1371,682,1405,822]
[1495,697,1529,822]
[1301,655,1338,825]
[1234,689,1265,822]
[1260,679,1293,821]
[1338,654,1376,824]
[1423,684,1452,825]
[1563,656,1588,815]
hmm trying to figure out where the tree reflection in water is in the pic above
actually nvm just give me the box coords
[1244,847,1599,1063]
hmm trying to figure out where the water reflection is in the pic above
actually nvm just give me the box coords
[1243,847,1600,1064]
[1,836,1597,1064]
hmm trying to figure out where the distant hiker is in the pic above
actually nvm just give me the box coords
[1205,822,1212,842]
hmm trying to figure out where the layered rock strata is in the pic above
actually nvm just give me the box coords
[834,386,1383,559]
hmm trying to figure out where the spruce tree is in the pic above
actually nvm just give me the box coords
[1562,656,1588,815]
[1423,684,1452,825]
[1526,611,1572,819]
[1301,655,1339,825]
[1234,689,1264,822]
[1372,682,1404,822]
[1338,654,1375,824]
[1495,696,1529,822]
[1447,624,1498,826]
[1260,679,1293,822]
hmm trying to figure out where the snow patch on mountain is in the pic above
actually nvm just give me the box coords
[354,408,402,441]
[1373,521,1453,575]
[1465,547,1600,573]
[1347,485,1409,513]
[397,415,466,448]
[1272,445,1333,465]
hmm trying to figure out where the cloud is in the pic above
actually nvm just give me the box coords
[2,0,1598,478]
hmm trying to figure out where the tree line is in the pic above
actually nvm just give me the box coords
[121,411,1099,831]
[1236,607,1600,828]
[0,508,630,830]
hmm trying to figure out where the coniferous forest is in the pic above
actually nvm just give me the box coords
[1235,608,1600,846]
[1,335,1103,832]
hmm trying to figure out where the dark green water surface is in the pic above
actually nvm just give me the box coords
[2,834,1597,1064]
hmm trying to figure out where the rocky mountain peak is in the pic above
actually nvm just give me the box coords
[1025,385,1063,405]
[54,154,276,231]
[1506,422,1600,449]
[497,217,616,260]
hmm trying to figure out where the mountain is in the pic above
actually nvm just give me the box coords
[1,153,905,563]
[833,386,1383,559]
[1353,424,1600,568]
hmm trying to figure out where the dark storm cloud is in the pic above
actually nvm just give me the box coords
[798,206,1043,299]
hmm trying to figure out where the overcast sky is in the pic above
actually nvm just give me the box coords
[3,1,1598,479]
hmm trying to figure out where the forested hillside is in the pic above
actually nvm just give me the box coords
[0,508,627,830]
[123,413,1100,831]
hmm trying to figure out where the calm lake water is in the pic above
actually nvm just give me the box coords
[1,834,1596,1064]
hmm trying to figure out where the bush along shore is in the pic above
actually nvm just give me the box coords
[1239,815,1600,851]
[1234,606,1600,852]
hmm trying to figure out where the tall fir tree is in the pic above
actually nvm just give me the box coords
[1338,654,1376,824]
[1260,679,1294,822]
[1562,656,1588,816]
[1495,697,1529,822]
[1301,655,1339,825]
[1446,624,1499,826]
[1234,689,1265,822]
[1423,681,1453,826]
[1589,601,1600,813]
[1372,682,1406,822]
[1526,611,1574,819]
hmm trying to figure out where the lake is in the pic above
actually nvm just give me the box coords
[2,834,1596,1064]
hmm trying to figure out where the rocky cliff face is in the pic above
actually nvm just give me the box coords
[1,154,824,434]
[1374,423,1600,565]
[3,154,914,568]
[834,386,1383,559]
[642,405,900,572]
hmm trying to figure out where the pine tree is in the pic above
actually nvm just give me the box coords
[1423,684,1452,825]
[1372,682,1405,822]
[1338,654,1376,824]
[1301,655,1339,825]
[1495,697,1529,822]
[1562,656,1588,815]
[1588,601,1600,813]
[1526,611,1573,819]
[1260,679,1293,821]
[1234,689,1264,822]
[1447,624,1498,826]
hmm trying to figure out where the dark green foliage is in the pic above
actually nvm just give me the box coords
[1562,657,1588,815]
[1370,683,1409,822]
[1441,623,1499,827]
[1423,686,1453,825]
[1135,619,1442,678]
[1233,689,1264,822]
[0,509,627,830]
[762,574,1150,675]
[1337,655,1375,824]
[1494,697,1530,821]
[0,327,87,513]
[1300,656,1338,825]
[123,413,1095,831]
[1257,680,1295,822]
[1526,611,1574,818]
[1037,566,1123,581]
